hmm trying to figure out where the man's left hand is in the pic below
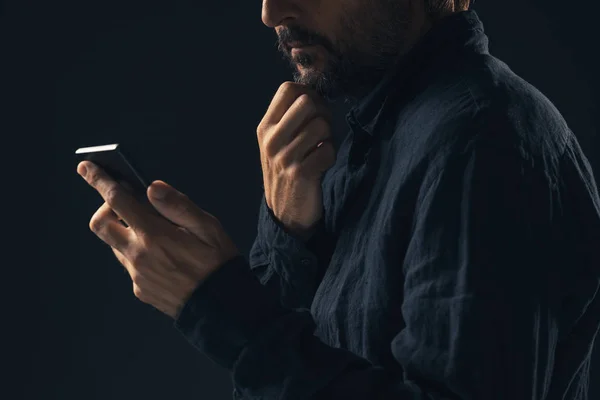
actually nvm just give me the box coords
[77,161,241,319]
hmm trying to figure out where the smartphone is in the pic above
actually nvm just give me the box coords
[74,143,152,206]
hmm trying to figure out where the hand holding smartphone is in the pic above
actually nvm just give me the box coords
[75,143,161,224]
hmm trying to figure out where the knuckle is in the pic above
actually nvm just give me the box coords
[272,151,288,170]
[296,94,315,113]
[263,135,279,158]
[278,146,295,167]
[89,215,104,233]
[86,170,100,186]
[278,154,292,169]
[256,120,268,138]
[130,270,142,286]
[286,163,304,180]
[133,285,145,301]
[279,81,297,94]
[104,185,121,205]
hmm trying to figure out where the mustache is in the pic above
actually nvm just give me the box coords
[277,26,334,54]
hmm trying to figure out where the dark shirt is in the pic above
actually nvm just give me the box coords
[175,10,600,400]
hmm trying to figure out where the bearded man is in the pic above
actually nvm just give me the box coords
[78,1,600,399]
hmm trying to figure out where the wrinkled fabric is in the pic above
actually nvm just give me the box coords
[175,10,600,400]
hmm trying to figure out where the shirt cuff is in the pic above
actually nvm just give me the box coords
[174,254,288,369]
[258,194,320,246]
[256,194,329,268]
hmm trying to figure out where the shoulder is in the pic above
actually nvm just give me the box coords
[393,53,574,178]
[464,53,571,154]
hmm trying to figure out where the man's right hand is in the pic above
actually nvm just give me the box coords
[257,82,336,240]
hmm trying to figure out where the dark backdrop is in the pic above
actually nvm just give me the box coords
[2,0,598,399]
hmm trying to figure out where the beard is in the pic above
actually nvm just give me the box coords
[276,0,413,104]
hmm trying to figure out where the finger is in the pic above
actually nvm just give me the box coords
[267,94,331,155]
[78,161,148,231]
[98,198,129,227]
[280,91,331,128]
[260,82,310,130]
[89,201,134,253]
[147,180,214,242]
[279,117,332,166]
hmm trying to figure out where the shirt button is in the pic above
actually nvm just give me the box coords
[300,258,312,266]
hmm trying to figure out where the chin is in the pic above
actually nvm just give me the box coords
[294,67,320,84]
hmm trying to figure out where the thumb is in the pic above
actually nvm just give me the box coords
[147,180,209,236]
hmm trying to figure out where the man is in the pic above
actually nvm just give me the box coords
[76,0,600,399]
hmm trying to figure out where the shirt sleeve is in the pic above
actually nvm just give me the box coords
[174,132,573,399]
[248,193,333,310]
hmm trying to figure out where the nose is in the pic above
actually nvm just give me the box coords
[261,0,299,28]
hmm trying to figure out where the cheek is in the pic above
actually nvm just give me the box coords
[333,2,371,47]
[312,0,356,45]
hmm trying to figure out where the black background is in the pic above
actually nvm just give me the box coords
[2,0,598,398]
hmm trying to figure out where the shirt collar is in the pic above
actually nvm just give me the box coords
[345,10,489,136]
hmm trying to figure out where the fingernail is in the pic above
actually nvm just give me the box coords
[78,164,88,178]
[151,184,169,200]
